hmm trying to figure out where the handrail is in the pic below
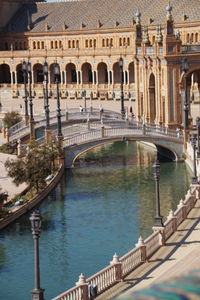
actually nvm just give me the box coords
[52,185,199,300]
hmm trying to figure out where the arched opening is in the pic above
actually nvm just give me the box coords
[16,64,23,84]
[66,63,77,84]
[113,62,120,84]
[33,63,44,83]
[0,64,11,83]
[149,73,156,123]
[81,63,92,84]
[128,62,134,83]
[97,62,108,84]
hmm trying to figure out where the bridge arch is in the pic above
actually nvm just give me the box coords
[64,136,181,168]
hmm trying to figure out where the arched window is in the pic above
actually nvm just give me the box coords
[94,39,96,48]
[55,41,58,49]
[106,38,109,47]
[102,39,105,47]
[191,33,194,43]
[72,40,75,48]
[152,36,155,44]
[127,37,130,46]
[110,38,113,47]
[187,33,190,43]
[85,40,88,48]
[59,41,62,48]
[119,38,122,46]
[123,37,126,46]
[41,41,44,49]
[68,40,71,48]
[76,40,79,48]
[37,41,40,49]
[51,41,54,49]
[195,33,198,43]
[33,41,36,49]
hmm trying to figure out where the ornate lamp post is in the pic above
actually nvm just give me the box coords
[22,61,29,125]
[181,58,189,131]
[43,61,50,131]
[30,210,44,300]
[152,159,163,227]
[190,133,198,184]
[27,62,35,140]
[54,64,63,138]
[82,89,86,111]
[119,57,125,119]
[196,117,200,158]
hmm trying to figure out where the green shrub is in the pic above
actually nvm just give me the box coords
[3,111,22,129]
[0,142,17,154]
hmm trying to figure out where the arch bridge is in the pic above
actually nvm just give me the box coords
[63,124,184,168]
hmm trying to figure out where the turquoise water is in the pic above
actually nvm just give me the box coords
[0,141,191,300]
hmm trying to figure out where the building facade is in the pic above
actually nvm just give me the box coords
[0,0,200,128]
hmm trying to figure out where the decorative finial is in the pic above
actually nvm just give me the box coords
[135,11,141,25]
[166,3,173,21]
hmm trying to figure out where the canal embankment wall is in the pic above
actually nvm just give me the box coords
[0,163,65,230]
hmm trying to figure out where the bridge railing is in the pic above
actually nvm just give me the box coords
[52,185,199,300]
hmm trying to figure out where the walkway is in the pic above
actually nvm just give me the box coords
[95,198,200,300]
[0,132,27,202]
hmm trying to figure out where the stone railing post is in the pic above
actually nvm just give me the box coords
[45,129,52,144]
[101,126,104,138]
[76,273,89,300]
[178,199,187,220]
[5,128,9,143]
[167,210,177,232]
[152,226,165,245]
[110,253,122,282]
[135,236,146,262]
[17,139,22,156]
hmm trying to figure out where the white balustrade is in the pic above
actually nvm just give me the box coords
[87,264,117,294]
[121,247,142,276]
[145,231,160,258]
[52,285,84,300]
[164,218,174,240]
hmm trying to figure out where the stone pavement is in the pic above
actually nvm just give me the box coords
[0,132,27,201]
[95,198,200,300]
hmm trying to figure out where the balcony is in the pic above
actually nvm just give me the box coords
[182,44,200,54]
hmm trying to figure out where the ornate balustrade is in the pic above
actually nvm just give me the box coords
[52,185,199,300]
[145,231,161,258]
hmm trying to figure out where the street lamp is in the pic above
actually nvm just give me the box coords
[43,61,50,130]
[30,210,44,300]
[196,117,200,158]
[81,89,86,111]
[22,61,29,124]
[181,58,189,130]
[119,57,125,119]
[190,133,198,184]
[27,61,35,139]
[152,159,163,227]
[54,64,63,138]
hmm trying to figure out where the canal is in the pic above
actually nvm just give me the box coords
[0,141,191,300]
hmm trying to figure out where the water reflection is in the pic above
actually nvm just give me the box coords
[0,141,191,300]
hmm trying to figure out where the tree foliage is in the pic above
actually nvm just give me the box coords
[5,142,60,193]
[3,111,22,129]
